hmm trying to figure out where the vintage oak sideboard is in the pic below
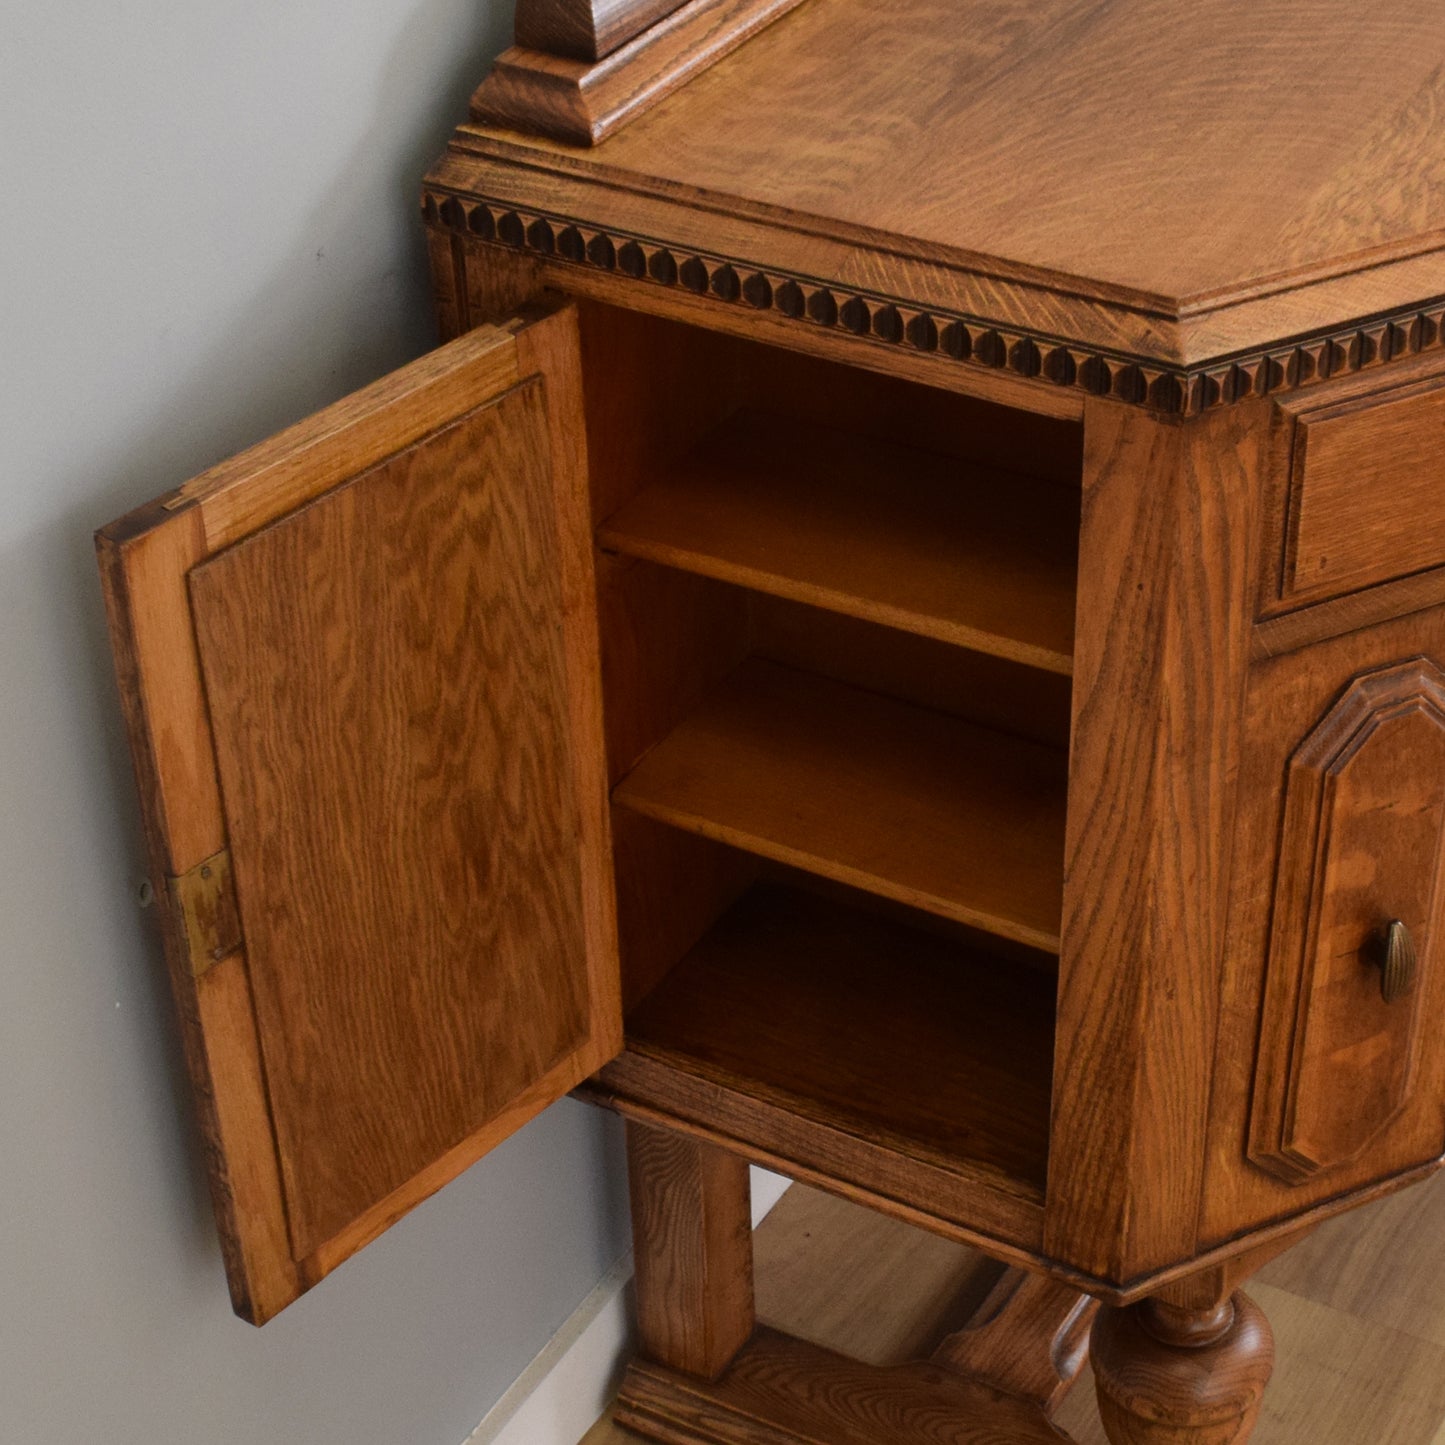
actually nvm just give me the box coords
[96,2,1445,1441]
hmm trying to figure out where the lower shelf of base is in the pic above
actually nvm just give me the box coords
[614,1327,1072,1445]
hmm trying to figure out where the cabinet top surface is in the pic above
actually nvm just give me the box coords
[439,0,1445,388]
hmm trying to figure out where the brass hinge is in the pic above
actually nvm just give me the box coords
[168,849,243,978]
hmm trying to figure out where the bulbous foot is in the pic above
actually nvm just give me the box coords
[1091,1291,1274,1444]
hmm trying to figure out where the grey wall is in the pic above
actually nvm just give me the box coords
[0,5,633,1442]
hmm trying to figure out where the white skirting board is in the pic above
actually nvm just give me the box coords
[465,1168,791,1445]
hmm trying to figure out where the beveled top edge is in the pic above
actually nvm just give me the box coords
[426,135,1445,416]
[459,125,1445,325]
[454,126,1186,317]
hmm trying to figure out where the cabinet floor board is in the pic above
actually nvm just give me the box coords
[623,884,1055,1201]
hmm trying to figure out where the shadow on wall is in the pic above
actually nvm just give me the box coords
[3,0,634,1304]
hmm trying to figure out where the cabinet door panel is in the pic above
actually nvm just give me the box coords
[1249,658,1445,1185]
[96,307,621,1321]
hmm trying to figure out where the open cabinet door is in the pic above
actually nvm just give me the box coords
[96,305,621,1323]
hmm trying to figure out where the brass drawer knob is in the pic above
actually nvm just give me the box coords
[1368,919,1418,1005]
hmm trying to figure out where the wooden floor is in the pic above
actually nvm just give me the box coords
[582,1171,1445,1445]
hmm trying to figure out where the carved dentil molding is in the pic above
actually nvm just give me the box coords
[424,189,1445,417]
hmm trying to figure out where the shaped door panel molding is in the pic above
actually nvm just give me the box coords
[1250,658,1445,1184]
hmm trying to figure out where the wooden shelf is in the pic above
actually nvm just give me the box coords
[598,410,1079,676]
[613,659,1067,952]
[613,884,1055,1232]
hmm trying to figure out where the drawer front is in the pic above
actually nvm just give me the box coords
[1249,657,1445,1184]
[1281,376,1445,607]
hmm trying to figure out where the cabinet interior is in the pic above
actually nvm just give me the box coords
[580,302,1083,1238]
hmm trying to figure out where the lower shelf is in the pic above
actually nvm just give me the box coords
[613,658,1067,953]
[601,884,1055,1251]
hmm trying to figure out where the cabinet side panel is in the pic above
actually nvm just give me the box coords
[1049,400,1267,1283]
[188,383,591,1259]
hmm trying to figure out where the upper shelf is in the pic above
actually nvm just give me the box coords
[599,410,1078,676]
[434,0,1445,412]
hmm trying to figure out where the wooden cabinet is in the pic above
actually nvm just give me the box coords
[96,2,1445,1442]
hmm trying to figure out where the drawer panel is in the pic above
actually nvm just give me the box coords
[1282,377,1445,606]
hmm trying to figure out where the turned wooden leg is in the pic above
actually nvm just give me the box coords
[626,1119,755,1381]
[1091,1291,1275,1445]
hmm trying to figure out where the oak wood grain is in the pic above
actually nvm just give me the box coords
[595,557,751,786]
[592,1071,1051,1268]
[1090,1293,1275,1445]
[442,0,1445,404]
[749,1187,1094,1420]
[1205,607,1445,1244]
[752,598,1074,753]
[516,0,689,60]
[1247,660,1445,1183]
[1253,564,1445,660]
[588,1180,1445,1445]
[188,381,592,1258]
[575,301,754,525]
[565,0,1445,307]
[443,228,1091,420]
[734,336,1085,486]
[171,327,522,552]
[616,1326,1072,1445]
[101,26,1445,1436]
[599,409,1078,674]
[571,298,1082,511]
[937,1270,1097,1417]
[614,658,1068,952]
[1280,373,1445,606]
[629,1120,755,1380]
[96,310,622,1316]
[97,501,303,1324]
[474,0,810,144]
[620,883,1054,1220]
[1048,399,1268,1283]
[515,306,627,1061]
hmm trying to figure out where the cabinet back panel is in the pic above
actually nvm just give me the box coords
[739,344,1084,489]
[576,301,1085,529]
[753,597,1073,751]
[578,301,752,524]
